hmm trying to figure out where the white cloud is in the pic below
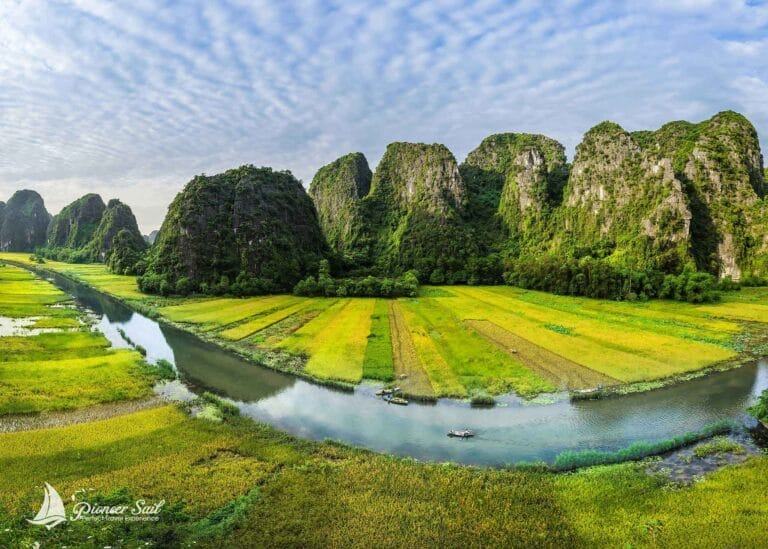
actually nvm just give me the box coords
[0,0,766,232]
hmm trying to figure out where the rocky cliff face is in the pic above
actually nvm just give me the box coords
[555,121,694,272]
[85,199,146,262]
[359,142,477,280]
[625,111,765,278]
[309,153,371,262]
[46,193,106,249]
[0,190,50,252]
[145,165,327,291]
[461,133,568,251]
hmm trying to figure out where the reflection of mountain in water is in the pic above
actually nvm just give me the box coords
[159,323,294,402]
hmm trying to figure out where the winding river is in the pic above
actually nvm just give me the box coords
[46,270,768,466]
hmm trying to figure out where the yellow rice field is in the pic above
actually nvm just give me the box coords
[3,252,765,398]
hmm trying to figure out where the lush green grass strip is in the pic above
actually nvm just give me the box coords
[551,420,734,471]
[361,299,395,381]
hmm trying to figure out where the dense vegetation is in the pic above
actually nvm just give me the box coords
[140,165,327,296]
[294,260,419,297]
[503,256,724,302]
[4,111,767,301]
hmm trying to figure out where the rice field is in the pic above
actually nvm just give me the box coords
[1,404,767,547]
[0,263,156,414]
[0,252,144,300]
[3,252,765,398]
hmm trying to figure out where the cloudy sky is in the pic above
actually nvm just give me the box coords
[1,0,766,232]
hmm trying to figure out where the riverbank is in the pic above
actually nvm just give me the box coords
[1,398,767,547]
[5,252,768,404]
[2,256,768,545]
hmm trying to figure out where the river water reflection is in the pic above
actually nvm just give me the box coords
[48,271,768,466]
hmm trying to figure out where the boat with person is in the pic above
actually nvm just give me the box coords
[447,429,475,438]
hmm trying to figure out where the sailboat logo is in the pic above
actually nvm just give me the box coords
[27,482,67,530]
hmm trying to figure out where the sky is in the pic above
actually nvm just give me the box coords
[1,0,767,233]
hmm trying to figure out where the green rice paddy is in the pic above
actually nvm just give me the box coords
[3,252,767,399]
[0,263,156,414]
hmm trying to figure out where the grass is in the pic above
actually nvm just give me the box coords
[0,252,145,300]
[692,436,745,459]
[447,286,737,383]
[0,350,156,414]
[0,263,157,414]
[550,421,734,471]
[160,295,302,329]
[361,299,395,381]
[1,405,767,547]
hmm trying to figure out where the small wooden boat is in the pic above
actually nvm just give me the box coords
[447,429,475,438]
[385,396,409,406]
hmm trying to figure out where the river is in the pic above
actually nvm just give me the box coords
[44,270,768,466]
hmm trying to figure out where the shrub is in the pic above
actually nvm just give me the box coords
[748,389,768,422]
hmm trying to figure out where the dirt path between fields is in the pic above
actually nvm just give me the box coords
[0,396,165,433]
[389,301,435,398]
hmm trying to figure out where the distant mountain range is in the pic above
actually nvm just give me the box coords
[3,111,766,294]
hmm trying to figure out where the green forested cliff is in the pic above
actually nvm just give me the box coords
[311,111,766,285]
[308,152,371,264]
[39,195,146,273]
[46,193,106,249]
[14,110,764,298]
[141,165,327,295]
[84,199,146,262]
[0,190,50,252]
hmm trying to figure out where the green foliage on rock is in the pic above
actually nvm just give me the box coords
[309,113,766,292]
[46,193,106,249]
[0,190,50,252]
[84,198,147,263]
[309,152,371,263]
[461,132,569,254]
[358,142,479,282]
[140,165,327,295]
[107,228,148,275]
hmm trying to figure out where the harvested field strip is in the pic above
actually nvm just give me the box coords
[280,299,375,383]
[452,287,735,381]
[160,295,301,327]
[389,302,434,397]
[467,319,617,390]
[361,300,395,381]
[219,300,313,341]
